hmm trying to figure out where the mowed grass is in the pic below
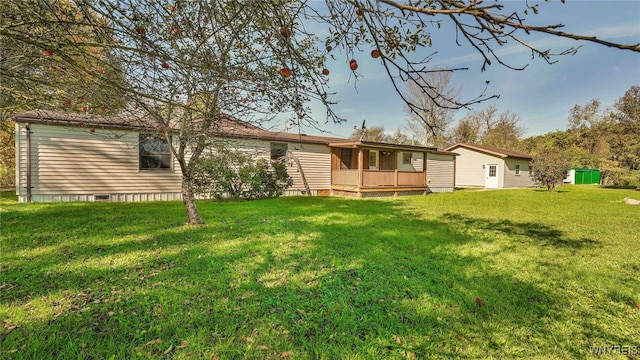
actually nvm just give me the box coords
[1,186,639,359]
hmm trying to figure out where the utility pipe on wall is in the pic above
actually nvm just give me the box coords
[25,123,31,203]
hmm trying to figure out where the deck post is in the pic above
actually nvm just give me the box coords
[358,148,364,189]
[423,152,427,186]
[394,169,398,187]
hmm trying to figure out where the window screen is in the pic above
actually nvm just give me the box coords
[403,152,412,164]
[270,142,288,161]
[140,134,172,170]
[340,148,352,169]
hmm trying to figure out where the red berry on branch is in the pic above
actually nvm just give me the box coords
[349,59,358,71]
[279,67,292,78]
[280,26,291,37]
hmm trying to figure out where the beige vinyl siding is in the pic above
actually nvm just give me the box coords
[503,158,535,188]
[426,153,455,192]
[397,151,423,171]
[451,147,503,188]
[19,123,181,201]
[216,138,331,194]
[411,153,424,171]
[396,151,424,171]
[288,143,331,192]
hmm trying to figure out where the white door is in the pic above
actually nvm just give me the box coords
[485,164,499,188]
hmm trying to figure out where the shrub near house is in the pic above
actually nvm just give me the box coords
[194,149,293,200]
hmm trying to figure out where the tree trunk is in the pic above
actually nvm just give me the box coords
[182,175,204,225]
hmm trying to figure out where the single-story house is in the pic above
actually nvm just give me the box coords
[443,143,535,189]
[13,110,457,202]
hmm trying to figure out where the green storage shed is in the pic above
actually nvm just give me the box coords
[571,168,601,185]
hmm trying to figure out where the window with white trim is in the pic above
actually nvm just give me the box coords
[515,164,521,175]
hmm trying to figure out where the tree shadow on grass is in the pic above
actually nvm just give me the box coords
[440,213,601,249]
[0,197,624,359]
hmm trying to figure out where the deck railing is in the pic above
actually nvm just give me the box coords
[332,169,425,187]
[332,169,359,186]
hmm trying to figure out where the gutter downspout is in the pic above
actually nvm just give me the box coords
[25,123,31,203]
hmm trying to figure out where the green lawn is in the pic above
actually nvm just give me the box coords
[1,186,639,359]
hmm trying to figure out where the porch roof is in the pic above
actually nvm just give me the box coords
[329,140,457,155]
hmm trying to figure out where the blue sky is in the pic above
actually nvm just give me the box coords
[282,0,640,140]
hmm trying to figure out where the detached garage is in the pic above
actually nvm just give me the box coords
[444,143,535,189]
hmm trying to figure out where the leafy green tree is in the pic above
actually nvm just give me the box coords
[523,86,639,187]
[452,116,483,144]
[0,0,126,186]
[481,110,524,150]
[564,93,639,186]
[532,149,571,191]
[452,105,524,149]
[609,86,640,186]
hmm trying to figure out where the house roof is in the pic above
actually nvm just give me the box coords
[12,110,457,154]
[11,110,346,145]
[12,110,452,153]
[12,110,159,132]
[443,143,533,160]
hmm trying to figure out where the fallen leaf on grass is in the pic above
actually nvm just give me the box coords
[163,343,173,355]
[280,350,293,358]
[475,297,485,308]
[256,345,269,350]
[2,320,18,335]
[146,339,162,346]
[393,334,402,345]
[176,340,189,349]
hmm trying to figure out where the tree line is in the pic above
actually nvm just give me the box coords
[351,85,640,188]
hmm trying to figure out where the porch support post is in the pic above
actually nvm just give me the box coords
[394,169,398,187]
[421,151,428,195]
[423,152,427,186]
[357,147,364,189]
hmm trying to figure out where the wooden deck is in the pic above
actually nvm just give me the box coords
[331,169,427,197]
